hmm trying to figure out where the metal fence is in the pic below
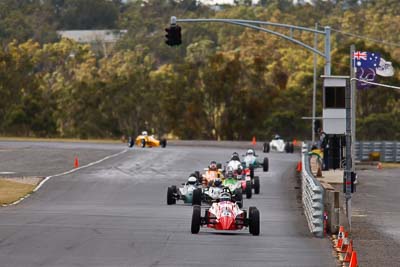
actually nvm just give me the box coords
[355,141,400,162]
[301,143,324,238]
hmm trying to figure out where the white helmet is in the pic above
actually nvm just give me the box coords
[188,176,197,185]
[247,149,254,155]
[141,131,148,136]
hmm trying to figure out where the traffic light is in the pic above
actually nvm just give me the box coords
[165,25,182,46]
[165,27,173,46]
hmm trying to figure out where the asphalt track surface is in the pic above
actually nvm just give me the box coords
[0,142,336,267]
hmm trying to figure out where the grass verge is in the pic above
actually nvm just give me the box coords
[382,162,400,168]
[0,179,37,205]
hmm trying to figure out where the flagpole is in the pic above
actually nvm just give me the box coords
[312,23,318,144]
[351,49,357,174]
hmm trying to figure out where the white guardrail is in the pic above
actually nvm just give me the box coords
[301,143,324,238]
[355,141,400,162]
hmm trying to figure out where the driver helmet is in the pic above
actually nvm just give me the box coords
[231,152,240,161]
[274,134,280,140]
[225,166,234,179]
[213,178,222,187]
[141,131,148,136]
[209,161,218,170]
[187,176,197,185]
[220,192,231,202]
[246,149,254,156]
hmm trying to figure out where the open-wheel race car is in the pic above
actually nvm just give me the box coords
[239,149,267,198]
[263,135,294,153]
[129,131,167,148]
[240,167,260,199]
[191,190,260,236]
[167,176,201,205]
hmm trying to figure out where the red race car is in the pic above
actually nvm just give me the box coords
[191,191,260,236]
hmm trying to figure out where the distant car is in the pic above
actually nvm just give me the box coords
[191,190,260,236]
[130,131,167,148]
[263,135,293,153]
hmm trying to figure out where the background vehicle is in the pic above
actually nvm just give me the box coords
[132,131,167,148]
[263,135,293,153]
[167,176,200,205]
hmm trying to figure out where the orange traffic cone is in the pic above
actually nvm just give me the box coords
[343,240,353,262]
[377,162,383,169]
[339,232,349,252]
[296,161,302,172]
[336,226,345,248]
[252,136,256,145]
[349,251,358,267]
[74,156,79,168]
[293,139,297,146]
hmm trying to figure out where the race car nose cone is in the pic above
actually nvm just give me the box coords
[219,216,234,230]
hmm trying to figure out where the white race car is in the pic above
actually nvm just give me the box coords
[263,135,294,153]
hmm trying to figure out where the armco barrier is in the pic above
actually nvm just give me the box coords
[355,141,400,162]
[301,143,324,237]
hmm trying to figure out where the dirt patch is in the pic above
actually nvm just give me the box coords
[0,177,43,205]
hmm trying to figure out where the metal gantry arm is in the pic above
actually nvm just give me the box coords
[173,17,331,76]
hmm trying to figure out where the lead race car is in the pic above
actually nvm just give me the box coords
[129,131,167,148]
[263,134,294,153]
[191,190,260,236]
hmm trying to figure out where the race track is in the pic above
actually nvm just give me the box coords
[0,143,336,267]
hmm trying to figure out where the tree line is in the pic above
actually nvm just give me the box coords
[0,0,398,140]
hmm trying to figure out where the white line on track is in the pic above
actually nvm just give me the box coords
[2,148,129,207]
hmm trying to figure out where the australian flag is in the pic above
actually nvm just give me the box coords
[353,51,381,68]
[353,51,381,89]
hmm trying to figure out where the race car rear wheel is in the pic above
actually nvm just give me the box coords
[249,207,260,236]
[167,186,176,205]
[263,158,269,172]
[191,205,201,234]
[160,139,167,148]
[235,188,243,202]
[254,176,260,194]
[192,188,202,206]
[194,171,202,184]
[290,143,294,153]
[263,142,270,153]
[235,188,243,208]
[245,181,252,199]
[249,166,254,178]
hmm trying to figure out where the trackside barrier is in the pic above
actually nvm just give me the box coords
[355,141,400,162]
[301,142,324,237]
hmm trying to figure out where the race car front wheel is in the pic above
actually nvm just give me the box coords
[141,139,146,148]
[167,187,176,205]
[249,207,260,236]
[263,158,269,172]
[191,205,201,234]
[253,176,260,194]
[263,142,270,153]
[245,181,252,199]
[192,188,202,206]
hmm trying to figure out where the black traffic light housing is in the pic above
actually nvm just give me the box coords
[165,25,181,46]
